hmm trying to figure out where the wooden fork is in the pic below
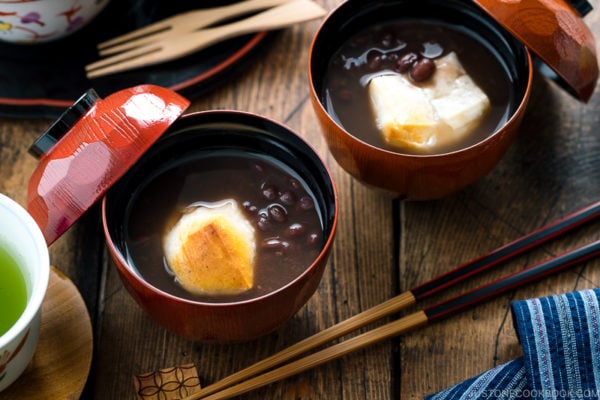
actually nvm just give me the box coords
[85,0,327,79]
[97,0,293,56]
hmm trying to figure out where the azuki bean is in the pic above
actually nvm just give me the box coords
[261,237,291,251]
[410,58,436,82]
[367,53,382,71]
[397,52,418,73]
[261,184,278,201]
[268,204,287,223]
[288,178,302,191]
[257,216,272,231]
[280,191,296,205]
[297,196,314,211]
[306,233,320,246]
[284,223,306,238]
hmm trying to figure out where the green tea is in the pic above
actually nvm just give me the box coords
[0,246,27,336]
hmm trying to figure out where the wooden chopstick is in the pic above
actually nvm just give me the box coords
[411,199,600,300]
[175,200,600,399]
[97,0,291,53]
[423,239,600,321]
[186,239,600,400]
[86,0,327,78]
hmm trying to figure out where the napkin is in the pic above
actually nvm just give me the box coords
[426,288,600,399]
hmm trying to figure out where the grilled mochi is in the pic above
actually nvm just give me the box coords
[163,199,256,296]
[368,51,490,154]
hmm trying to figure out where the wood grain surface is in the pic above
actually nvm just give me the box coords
[0,1,599,399]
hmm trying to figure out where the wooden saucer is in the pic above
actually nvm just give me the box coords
[0,266,93,399]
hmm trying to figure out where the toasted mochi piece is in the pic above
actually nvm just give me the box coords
[368,52,490,153]
[368,74,452,152]
[163,200,256,296]
[423,52,491,139]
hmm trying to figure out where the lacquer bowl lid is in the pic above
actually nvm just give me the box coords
[27,85,190,245]
[473,0,598,101]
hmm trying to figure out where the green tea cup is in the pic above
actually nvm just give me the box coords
[0,194,49,392]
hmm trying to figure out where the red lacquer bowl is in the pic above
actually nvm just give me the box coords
[102,111,338,342]
[308,0,595,199]
[28,87,337,342]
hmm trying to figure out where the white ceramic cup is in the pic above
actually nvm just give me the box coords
[0,194,49,392]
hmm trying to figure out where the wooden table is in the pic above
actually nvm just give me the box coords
[1,1,599,398]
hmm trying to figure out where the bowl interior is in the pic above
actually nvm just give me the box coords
[104,111,336,304]
[310,0,531,145]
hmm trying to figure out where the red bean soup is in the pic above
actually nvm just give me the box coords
[323,19,515,154]
[123,150,324,303]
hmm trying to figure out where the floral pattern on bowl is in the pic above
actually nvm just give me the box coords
[0,0,109,44]
[0,329,29,384]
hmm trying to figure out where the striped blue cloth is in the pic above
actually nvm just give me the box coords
[426,288,600,399]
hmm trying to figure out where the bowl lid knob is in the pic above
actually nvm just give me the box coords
[568,0,593,16]
[28,89,100,159]
[27,85,190,245]
[473,0,598,102]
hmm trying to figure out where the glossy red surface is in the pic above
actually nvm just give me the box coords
[27,85,190,245]
[104,228,335,341]
[473,0,598,102]
[309,92,531,199]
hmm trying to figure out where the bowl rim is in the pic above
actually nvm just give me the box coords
[101,109,339,308]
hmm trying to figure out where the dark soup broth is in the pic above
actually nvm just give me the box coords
[323,19,514,154]
[124,150,324,303]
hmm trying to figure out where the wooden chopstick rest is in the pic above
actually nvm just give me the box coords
[134,364,202,400]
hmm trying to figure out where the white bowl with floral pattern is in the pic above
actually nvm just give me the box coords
[0,0,110,44]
